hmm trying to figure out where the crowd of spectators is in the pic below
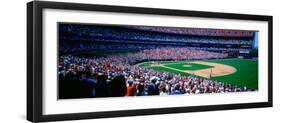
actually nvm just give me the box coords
[61,34,252,45]
[60,24,254,45]
[60,42,250,55]
[58,48,255,99]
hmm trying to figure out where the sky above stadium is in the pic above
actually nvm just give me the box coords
[253,32,258,48]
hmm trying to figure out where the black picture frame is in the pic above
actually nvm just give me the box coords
[27,1,273,122]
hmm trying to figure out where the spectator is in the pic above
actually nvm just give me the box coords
[111,75,127,97]
[126,82,136,96]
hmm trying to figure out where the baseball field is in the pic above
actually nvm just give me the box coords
[138,58,258,90]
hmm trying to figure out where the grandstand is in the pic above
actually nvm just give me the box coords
[59,23,256,58]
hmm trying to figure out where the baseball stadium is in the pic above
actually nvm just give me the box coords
[58,23,258,99]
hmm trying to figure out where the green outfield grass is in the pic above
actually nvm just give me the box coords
[138,59,258,90]
[204,59,258,90]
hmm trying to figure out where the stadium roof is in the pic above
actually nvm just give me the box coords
[125,25,256,37]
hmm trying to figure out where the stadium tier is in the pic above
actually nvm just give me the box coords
[59,24,256,57]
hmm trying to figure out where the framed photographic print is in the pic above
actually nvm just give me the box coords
[27,1,273,122]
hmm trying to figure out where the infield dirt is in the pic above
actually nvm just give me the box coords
[185,61,236,78]
[155,61,236,78]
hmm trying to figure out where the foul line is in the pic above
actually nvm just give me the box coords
[157,64,195,75]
